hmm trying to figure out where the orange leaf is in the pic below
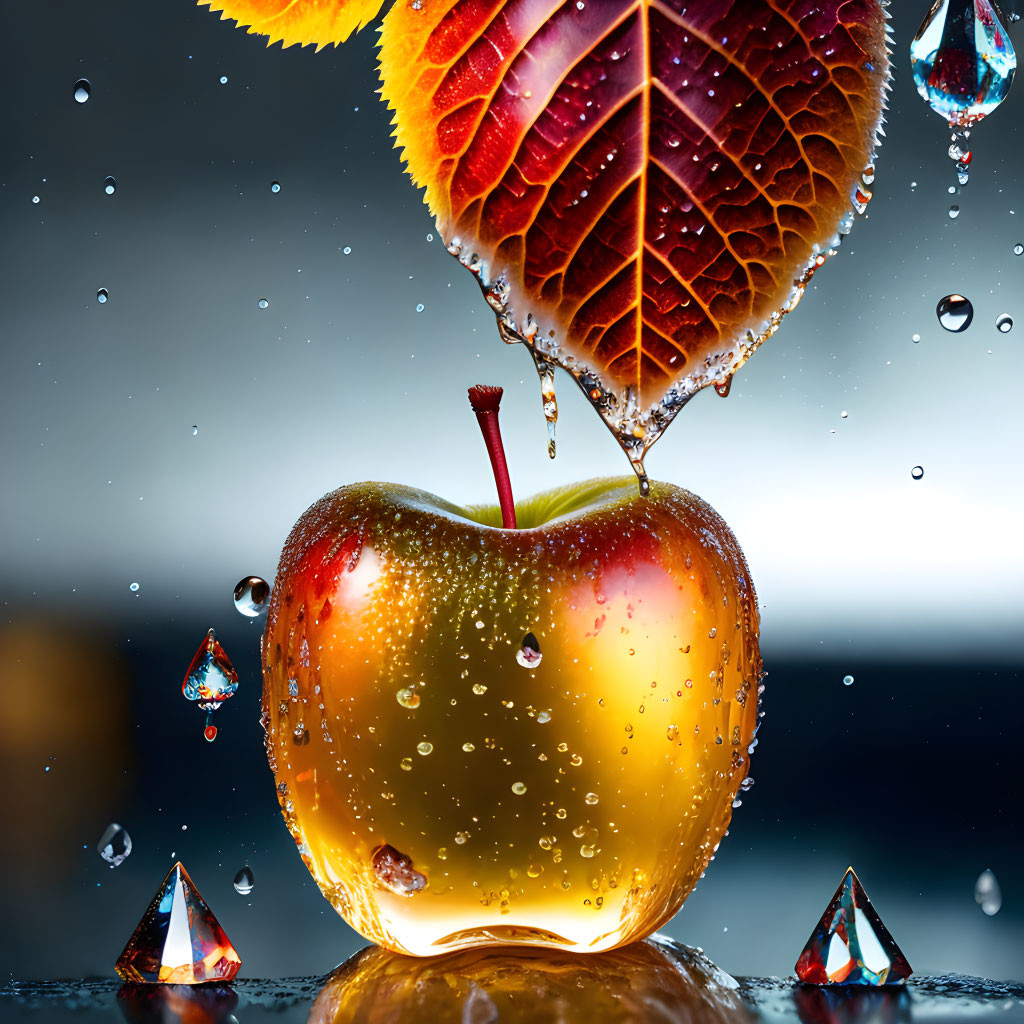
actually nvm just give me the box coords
[197,0,386,49]
[381,0,890,473]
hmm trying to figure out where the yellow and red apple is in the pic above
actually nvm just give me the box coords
[261,401,762,954]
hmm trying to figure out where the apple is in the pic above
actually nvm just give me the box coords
[261,389,762,956]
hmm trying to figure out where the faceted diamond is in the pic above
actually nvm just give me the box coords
[182,629,238,707]
[115,861,242,984]
[795,868,912,985]
[911,0,1016,127]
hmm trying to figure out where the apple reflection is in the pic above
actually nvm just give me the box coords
[308,934,751,1023]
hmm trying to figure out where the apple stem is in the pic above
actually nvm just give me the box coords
[468,385,517,529]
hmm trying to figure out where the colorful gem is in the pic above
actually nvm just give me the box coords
[115,861,241,984]
[183,629,238,740]
[911,0,1016,127]
[795,868,912,985]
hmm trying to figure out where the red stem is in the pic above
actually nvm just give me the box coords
[468,385,517,529]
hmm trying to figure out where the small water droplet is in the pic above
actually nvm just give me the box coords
[843,674,855,686]
[192,425,199,435]
[219,75,228,85]
[511,781,527,795]
[936,293,973,332]
[74,79,91,104]
[426,233,434,241]
[472,682,487,695]
[584,792,599,805]
[912,333,921,343]
[103,176,116,195]
[233,866,255,895]
[343,246,352,255]
[948,204,960,218]
[96,823,131,868]
[258,297,269,309]
[129,582,139,592]
[536,710,551,724]
[1014,243,1023,255]
[396,687,421,709]
[96,288,108,303]
[270,181,281,193]
[462,742,475,752]
[416,741,433,756]
[840,410,848,419]
[233,576,270,617]
[31,195,40,204]
[911,465,925,480]
[415,303,425,312]
[974,869,1002,915]
[996,313,1013,333]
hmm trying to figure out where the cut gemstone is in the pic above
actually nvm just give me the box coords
[795,868,912,985]
[183,629,238,708]
[115,861,242,984]
[911,0,1016,127]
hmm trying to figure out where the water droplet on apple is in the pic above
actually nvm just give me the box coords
[471,683,487,695]
[580,844,596,858]
[511,782,527,795]
[739,776,755,791]
[416,741,433,756]
[234,576,270,617]
[400,757,413,771]
[293,725,309,745]
[372,844,427,895]
[462,742,475,752]
[936,293,973,332]
[536,710,551,724]
[396,687,421,709]
[667,724,679,740]
[585,792,599,805]
[103,176,117,195]
[569,753,583,767]
[516,632,543,668]
[74,79,91,103]
[233,866,255,894]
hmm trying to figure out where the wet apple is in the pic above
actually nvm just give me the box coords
[261,389,762,955]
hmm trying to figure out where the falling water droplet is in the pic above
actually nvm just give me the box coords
[912,333,922,343]
[532,357,558,459]
[31,195,40,204]
[204,712,218,743]
[129,582,139,593]
[714,374,733,398]
[343,246,352,255]
[219,75,228,85]
[843,674,855,686]
[974,869,1002,915]
[233,576,270,617]
[234,866,255,895]
[995,313,1013,332]
[96,823,132,868]
[183,629,239,741]
[97,288,108,303]
[192,425,199,436]
[936,293,974,331]
[516,632,543,668]
[270,181,281,193]
[74,79,91,103]
[948,204,960,218]
[911,465,925,480]
[258,298,269,309]
[103,176,117,195]
[1014,243,1024,255]
[415,303,425,313]
[910,0,1016,127]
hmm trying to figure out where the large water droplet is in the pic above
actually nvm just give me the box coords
[516,632,543,668]
[911,0,1016,127]
[96,288,108,304]
[233,866,255,895]
[936,293,973,331]
[96,823,132,868]
[974,868,1002,915]
[995,313,1013,332]
[103,176,116,195]
[74,79,91,104]
[233,575,270,617]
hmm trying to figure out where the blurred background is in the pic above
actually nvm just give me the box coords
[1,0,1021,985]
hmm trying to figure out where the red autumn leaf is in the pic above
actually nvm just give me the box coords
[381,0,890,471]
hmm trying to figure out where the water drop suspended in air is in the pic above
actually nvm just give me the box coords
[415,303,424,312]
[74,79,91,103]
[911,465,925,480]
[912,333,921,343]
[103,176,116,195]
[343,246,352,255]
[234,866,255,895]
[974,869,1002,915]
[270,181,281,193]
[258,297,269,309]
[32,195,40,204]
[129,582,139,593]
[1014,243,1024,255]
[910,0,1016,126]
[516,632,543,668]
[233,576,270,617]
[995,313,1013,333]
[843,674,854,686]
[532,356,558,459]
[219,75,228,85]
[97,823,132,868]
[192,425,198,436]
[936,293,973,331]
[948,205,960,218]
[97,288,108,304]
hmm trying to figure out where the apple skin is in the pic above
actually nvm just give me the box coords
[262,477,762,956]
